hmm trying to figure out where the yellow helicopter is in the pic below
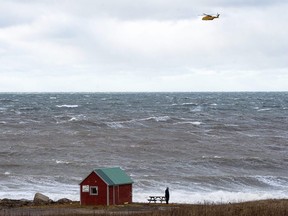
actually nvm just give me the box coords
[202,13,220,20]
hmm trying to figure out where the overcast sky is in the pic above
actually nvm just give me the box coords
[0,0,287,92]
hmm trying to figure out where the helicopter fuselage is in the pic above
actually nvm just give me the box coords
[202,14,219,20]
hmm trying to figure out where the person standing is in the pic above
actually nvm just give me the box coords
[165,187,170,204]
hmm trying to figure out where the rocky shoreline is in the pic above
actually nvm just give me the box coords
[0,193,74,209]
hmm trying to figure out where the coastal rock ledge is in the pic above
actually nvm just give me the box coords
[0,194,73,209]
[0,199,32,208]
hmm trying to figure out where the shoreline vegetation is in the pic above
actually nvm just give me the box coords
[0,198,288,216]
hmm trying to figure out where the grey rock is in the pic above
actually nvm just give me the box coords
[57,198,72,204]
[33,193,51,204]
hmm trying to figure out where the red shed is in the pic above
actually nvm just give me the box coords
[80,167,133,206]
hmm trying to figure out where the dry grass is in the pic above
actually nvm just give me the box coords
[166,199,288,216]
[0,199,288,216]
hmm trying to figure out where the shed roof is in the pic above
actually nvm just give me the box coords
[94,167,133,186]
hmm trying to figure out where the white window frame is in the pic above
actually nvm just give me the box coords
[90,186,98,195]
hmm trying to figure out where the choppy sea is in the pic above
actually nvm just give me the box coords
[0,92,288,203]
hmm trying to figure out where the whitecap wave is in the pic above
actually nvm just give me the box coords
[174,121,202,126]
[141,116,171,122]
[68,117,78,122]
[257,108,271,112]
[106,122,125,129]
[54,160,70,165]
[181,102,197,106]
[255,176,288,188]
[56,105,79,108]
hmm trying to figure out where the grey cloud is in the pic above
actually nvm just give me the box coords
[1,0,286,26]
[0,0,288,91]
[53,0,287,20]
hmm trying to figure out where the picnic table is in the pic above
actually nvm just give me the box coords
[147,196,166,203]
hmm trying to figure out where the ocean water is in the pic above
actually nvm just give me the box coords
[0,92,288,203]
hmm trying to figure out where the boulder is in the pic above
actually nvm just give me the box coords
[57,198,72,204]
[33,193,51,204]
